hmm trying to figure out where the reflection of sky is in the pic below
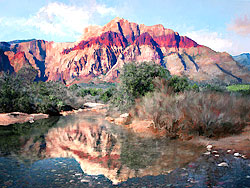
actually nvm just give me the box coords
[0,0,250,55]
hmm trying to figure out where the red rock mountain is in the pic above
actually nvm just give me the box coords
[0,17,249,84]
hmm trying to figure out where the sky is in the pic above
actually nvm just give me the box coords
[0,0,250,55]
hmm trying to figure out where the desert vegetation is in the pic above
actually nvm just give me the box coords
[1,62,249,139]
[0,66,116,115]
[0,67,84,115]
[132,78,250,138]
[111,62,171,112]
[227,84,250,95]
[110,62,250,138]
[69,85,115,103]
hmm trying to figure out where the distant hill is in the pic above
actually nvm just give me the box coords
[233,53,250,71]
[7,39,36,45]
[0,18,250,84]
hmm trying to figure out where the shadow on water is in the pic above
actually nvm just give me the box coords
[0,112,249,187]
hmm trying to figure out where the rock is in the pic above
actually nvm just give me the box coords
[120,113,130,118]
[114,113,132,125]
[206,145,213,151]
[234,153,241,157]
[75,173,82,176]
[203,151,211,155]
[29,117,34,123]
[105,117,114,122]
[227,149,232,153]
[114,117,127,125]
[84,103,104,108]
[242,155,247,159]
[218,162,229,167]
[80,179,90,183]
[214,154,220,157]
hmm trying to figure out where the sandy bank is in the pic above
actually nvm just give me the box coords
[189,125,250,158]
[0,112,49,126]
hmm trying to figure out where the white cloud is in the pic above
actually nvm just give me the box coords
[185,30,233,53]
[96,4,116,15]
[0,1,117,40]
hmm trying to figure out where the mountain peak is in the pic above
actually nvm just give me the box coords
[2,18,250,84]
[110,17,126,23]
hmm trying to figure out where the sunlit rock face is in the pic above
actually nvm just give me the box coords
[1,18,249,84]
[43,113,204,184]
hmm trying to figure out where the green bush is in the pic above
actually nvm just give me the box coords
[100,88,115,103]
[191,83,199,92]
[119,62,170,97]
[166,75,190,93]
[112,62,170,112]
[227,84,250,95]
[202,84,224,92]
[0,68,84,115]
[69,84,80,91]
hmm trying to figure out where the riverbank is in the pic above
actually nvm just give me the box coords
[1,104,249,160]
[0,103,107,126]
[190,125,250,158]
[107,113,250,159]
[0,112,49,126]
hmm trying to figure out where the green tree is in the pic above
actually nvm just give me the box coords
[120,62,170,98]
[112,62,170,111]
[166,75,190,93]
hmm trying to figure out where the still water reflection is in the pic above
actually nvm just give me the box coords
[0,112,249,187]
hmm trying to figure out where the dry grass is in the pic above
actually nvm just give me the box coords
[131,79,250,139]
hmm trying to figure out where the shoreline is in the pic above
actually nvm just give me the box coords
[0,112,49,126]
[107,113,250,159]
[0,103,107,126]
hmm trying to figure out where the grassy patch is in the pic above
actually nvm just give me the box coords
[227,84,250,92]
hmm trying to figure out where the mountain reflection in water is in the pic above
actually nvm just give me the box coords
[45,112,204,184]
[0,112,205,185]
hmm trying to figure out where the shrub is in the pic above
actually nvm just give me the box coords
[132,78,250,138]
[166,75,190,93]
[69,84,80,91]
[191,83,199,92]
[227,84,250,95]
[119,62,170,97]
[100,88,116,103]
[0,70,84,114]
[17,66,38,84]
[111,62,170,112]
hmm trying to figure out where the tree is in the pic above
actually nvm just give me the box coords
[166,75,190,93]
[112,62,170,111]
[119,62,170,98]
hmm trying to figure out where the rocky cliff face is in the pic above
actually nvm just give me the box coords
[1,17,249,84]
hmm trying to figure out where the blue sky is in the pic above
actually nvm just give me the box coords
[0,0,250,55]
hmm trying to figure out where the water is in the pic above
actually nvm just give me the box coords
[0,112,249,187]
